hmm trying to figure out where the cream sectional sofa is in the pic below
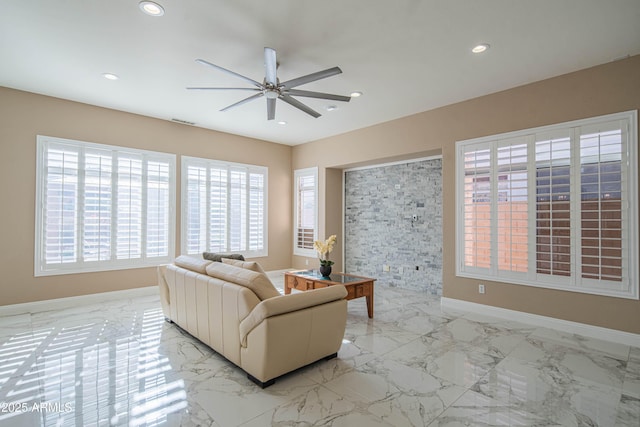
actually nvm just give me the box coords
[157,256,348,387]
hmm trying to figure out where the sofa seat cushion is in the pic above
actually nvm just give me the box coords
[221,258,266,275]
[205,262,280,301]
[174,255,212,274]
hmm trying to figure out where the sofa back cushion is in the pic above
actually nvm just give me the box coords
[174,255,212,274]
[221,258,266,275]
[162,263,259,366]
[205,262,280,300]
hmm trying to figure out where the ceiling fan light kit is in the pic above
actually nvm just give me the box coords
[188,47,351,120]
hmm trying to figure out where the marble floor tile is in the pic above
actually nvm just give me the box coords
[474,356,622,426]
[373,305,451,335]
[189,370,318,426]
[623,353,640,399]
[0,282,637,426]
[323,357,467,426]
[528,326,630,360]
[0,314,32,340]
[430,389,554,426]
[615,394,640,427]
[349,326,421,357]
[384,335,501,388]
[239,384,359,426]
[460,311,538,333]
[508,336,627,390]
[428,317,529,359]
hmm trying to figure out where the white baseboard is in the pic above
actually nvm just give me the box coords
[441,297,640,348]
[0,286,158,317]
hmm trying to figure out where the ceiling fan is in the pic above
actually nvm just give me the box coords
[187,47,351,120]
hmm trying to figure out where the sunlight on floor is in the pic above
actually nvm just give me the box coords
[0,306,187,426]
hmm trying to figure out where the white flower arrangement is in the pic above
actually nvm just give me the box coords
[313,235,337,266]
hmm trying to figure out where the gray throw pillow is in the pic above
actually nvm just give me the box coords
[202,252,245,262]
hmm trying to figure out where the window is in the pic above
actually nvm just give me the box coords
[293,168,318,256]
[182,156,267,258]
[35,136,176,276]
[456,111,638,299]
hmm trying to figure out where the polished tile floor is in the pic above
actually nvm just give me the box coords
[0,273,638,426]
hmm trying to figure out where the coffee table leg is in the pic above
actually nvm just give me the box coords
[366,291,373,318]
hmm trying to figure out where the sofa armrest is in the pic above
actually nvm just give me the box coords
[157,265,171,318]
[239,285,347,347]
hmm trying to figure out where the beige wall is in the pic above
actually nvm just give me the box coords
[325,168,344,272]
[292,55,640,334]
[0,87,292,306]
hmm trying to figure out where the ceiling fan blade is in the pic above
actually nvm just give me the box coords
[186,87,261,91]
[220,92,264,112]
[280,66,342,89]
[267,98,276,120]
[264,47,277,86]
[285,89,351,102]
[195,59,262,89]
[279,94,321,118]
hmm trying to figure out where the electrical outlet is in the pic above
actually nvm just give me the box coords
[398,267,404,274]
[383,265,390,272]
[478,284,485,294]
[305,259,309,266]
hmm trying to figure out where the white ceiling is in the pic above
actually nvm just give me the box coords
[1,1,639,146]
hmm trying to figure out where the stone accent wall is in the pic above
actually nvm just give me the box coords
[345,159,443,294]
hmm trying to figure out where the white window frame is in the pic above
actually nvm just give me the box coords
[35,135,176,276]
[181,156,268,258]
[293,167,318,257]
[455,111,638,299]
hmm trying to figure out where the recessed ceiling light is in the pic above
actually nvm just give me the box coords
[326,105,338,111]
[278,121,287,125]
[102,73,119,80]
[139,1,165,16]
[350,91,363,98]
[472,43,490,54]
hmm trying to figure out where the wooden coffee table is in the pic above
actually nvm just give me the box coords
[284,270,376,318]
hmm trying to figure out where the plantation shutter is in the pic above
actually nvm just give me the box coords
[116,155,143,260]
[496,138,529,275]
[182,157,267,257]
[36,136,175,276]
[209,168,227,252]
[534,131,572,279]
[146,161,170,257]
[578,121,626,284]
[44,145,79,264]
[297,173,316,250]
[83,149,112,262]
[456,111,636,299]
[249,173,265,251]
[462,145,492,271]
[229,169,246,251]
[186,165,207,253]
[292,168,317,257]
